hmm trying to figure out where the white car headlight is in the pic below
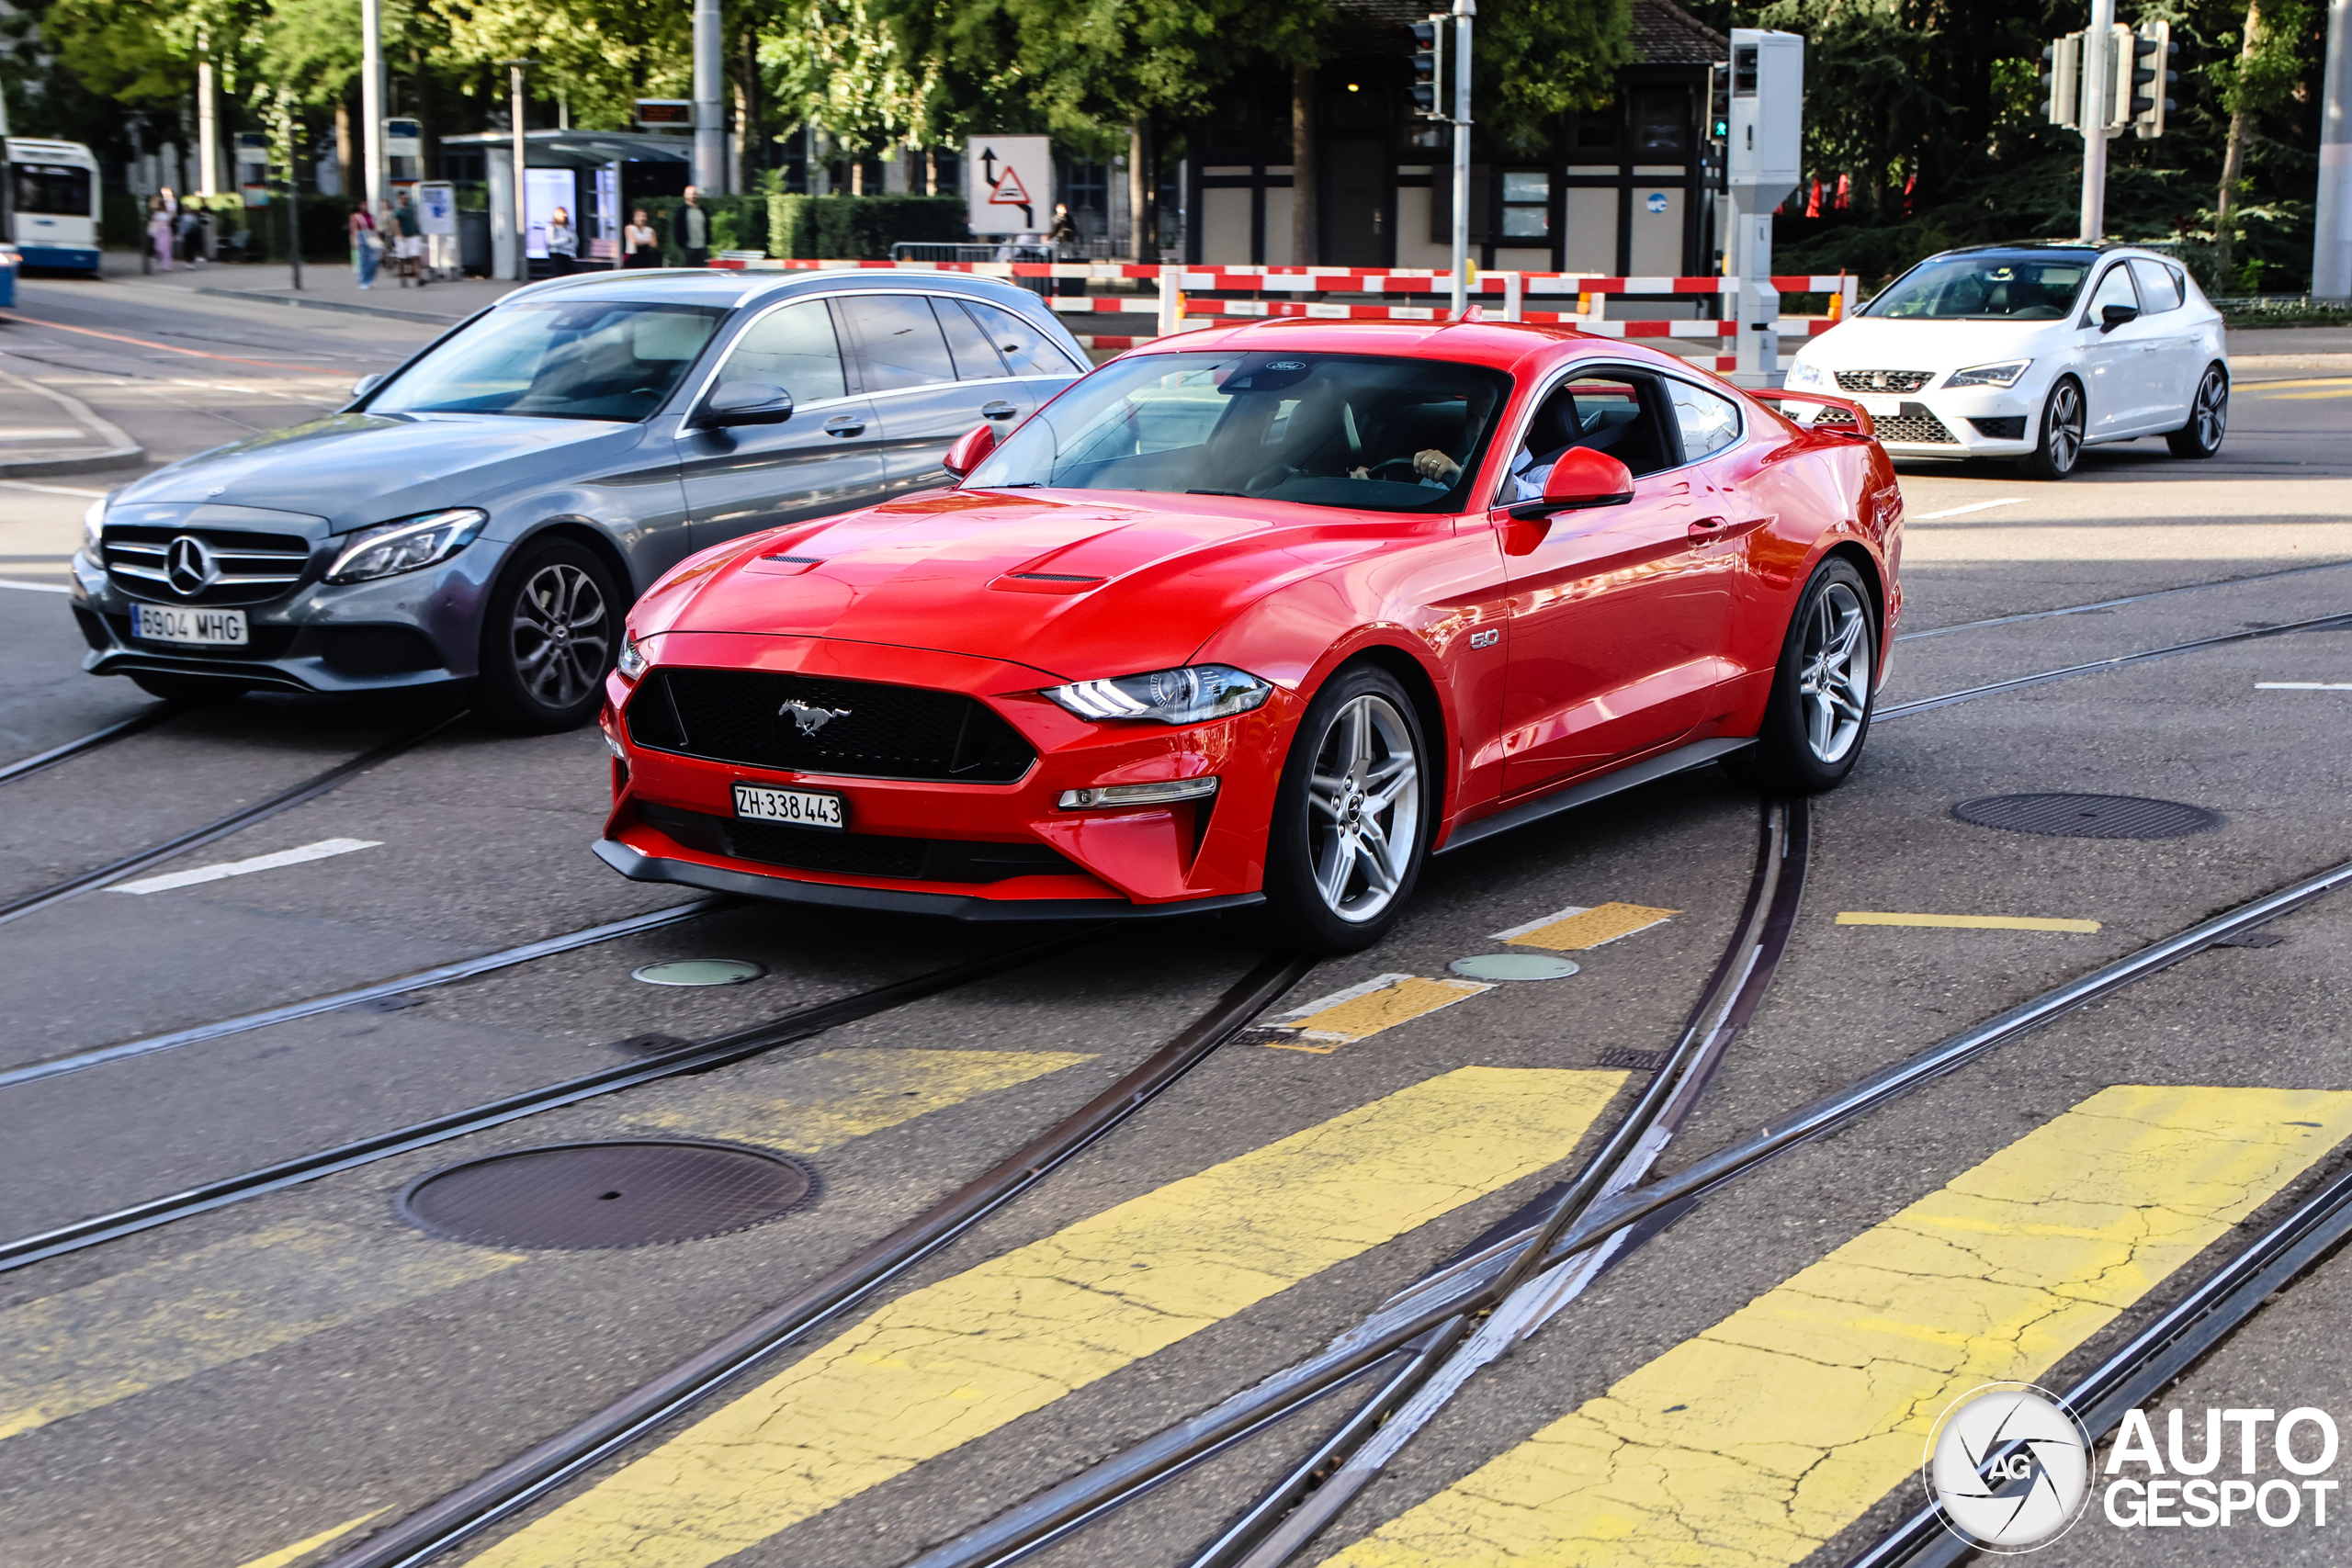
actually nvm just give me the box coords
[1784,360,1827,389]
[616,632,649,679]
[83,497,107,554]
[325,507,489,584]
[1044,664,1272,725]
[1945,359,2032,389]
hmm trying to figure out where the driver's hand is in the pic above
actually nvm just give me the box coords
[1415,448,1463,484]
[1349,465,1371,479]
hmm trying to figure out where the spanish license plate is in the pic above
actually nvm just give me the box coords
[1857,395,1904,419]
[131,604,248,646]
[732,782,846,831]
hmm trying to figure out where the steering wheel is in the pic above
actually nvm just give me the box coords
[1365,456,1424,482]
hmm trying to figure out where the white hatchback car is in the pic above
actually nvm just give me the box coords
[1783,243,2228,479]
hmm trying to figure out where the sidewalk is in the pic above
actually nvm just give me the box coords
[0,358,141,478]
[101,250,518,325]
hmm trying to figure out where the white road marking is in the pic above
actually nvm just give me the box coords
[0,427,90,442]
[0,579,70,593]
[1911,497,2026,521]
[2256,681,2352,690]
[110,838,382,895]
[1267,973,1419,1020]
[0,479,108,498]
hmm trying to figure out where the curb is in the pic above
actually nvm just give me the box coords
[0,360,145,478]
[190,287,467,326]
[0,446,144,478]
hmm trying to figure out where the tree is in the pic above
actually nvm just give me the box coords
[761,0,942,191]
[2211,0,2311,277]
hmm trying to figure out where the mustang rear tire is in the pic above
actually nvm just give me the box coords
[1248,664,1430,954]
[1724,558,1876,796]
[476,539,619,734]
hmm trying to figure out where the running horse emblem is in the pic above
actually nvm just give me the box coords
[779,698,852,737]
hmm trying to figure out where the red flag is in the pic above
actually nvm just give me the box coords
[1804,178,1823,219]
[1834,173,1851,210]
[1903,171,1917,214]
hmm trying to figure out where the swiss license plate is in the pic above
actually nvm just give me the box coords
[732,782,846,831]
[1857,395,1904,419]
[132,604,248,646]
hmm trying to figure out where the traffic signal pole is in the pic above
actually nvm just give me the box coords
[2080,0,2114,240]
[1449,0,1475,316]
[2318,0,2352,299]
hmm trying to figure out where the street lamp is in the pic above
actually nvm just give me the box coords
[499,59,535,282]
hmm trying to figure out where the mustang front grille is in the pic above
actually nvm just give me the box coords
[628,669,1036,784]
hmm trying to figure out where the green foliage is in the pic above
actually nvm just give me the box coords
[762,0,945,153]
[767,191,967,256]
[639,195,774,262]
[1479,0,1633,153]
[438,0,690,129]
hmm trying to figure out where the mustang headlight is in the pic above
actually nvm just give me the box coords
[325,507,489,584]
[1945,359,2031,389]
[1044,664,1272,725]
[1784,359,1827,389]
[616,632,649,679]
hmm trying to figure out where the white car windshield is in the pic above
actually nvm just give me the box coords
[370,300,729,422]
[964,350,1511,513]
[1864,254,2092,321]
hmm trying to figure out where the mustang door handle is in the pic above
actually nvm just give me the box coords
[980,400,1019,420]
[1688,515,1729,537]
[822,415,867,437]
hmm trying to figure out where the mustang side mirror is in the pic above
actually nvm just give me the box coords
[349,373,384,400]
[943,422,998,480]
[1506,446,1636,522]
[698,381,795,428]
[2098,303,2140,333]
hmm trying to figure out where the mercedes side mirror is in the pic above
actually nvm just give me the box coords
[1505,446,1636,521]
[2098,304,2140,333]
[349,373,384,400]
[698,381,795,428]
[942,422,998,480]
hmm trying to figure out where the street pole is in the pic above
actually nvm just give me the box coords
[361,0,386,215]
[693,0,726,195]
[506,62,530,282]
[2080,0,2114,242]
[2317,0,2352,299]
[1449,0,1475,315]
[197,50,218,197]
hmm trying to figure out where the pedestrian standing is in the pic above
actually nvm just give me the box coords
[146,196,175,272]
[547,207,577,276]
[671,186,709,268]
[623,209,661,268]
[351,203,381,288]
[176,202,205,267]
[392,192,425,287]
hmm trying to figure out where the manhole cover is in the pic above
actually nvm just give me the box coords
[1450,953,1580,982]
[632,958,765,987]
[397,1140,814,1249]
[1951,794,2223,840]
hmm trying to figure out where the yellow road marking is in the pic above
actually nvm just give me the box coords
[231,1507,393,1568]
[0,1224,523,1443]
[1493,902,1680,952]
[2257,388,2352,400]
[465,1066,1631,1568]
[1259,974,1491,1052]
[1838,911,2101,933]
[1325,1084,2352,1568]
[2243,376,2352,390]
[635,1048,1095,1148]
[1,1051,1092,1447]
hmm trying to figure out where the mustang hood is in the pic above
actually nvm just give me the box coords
[636,489,1383,682]
[111,412,650,533]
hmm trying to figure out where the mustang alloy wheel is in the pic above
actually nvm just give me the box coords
[2020,378,2084,480]
[2167,366,2228,458]
[1254,665,1430,953]
[478,540,618,733]
[1724,557,1877,796]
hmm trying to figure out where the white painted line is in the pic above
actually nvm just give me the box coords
[0,428,90,442]
[0,479,109,498]
[0,579,70,593]
[2256,682,2352,690]
[110,838,381,895]
[1268,972,1419,1020]
[1488,906,1593,942]
[1912,498,2026,521]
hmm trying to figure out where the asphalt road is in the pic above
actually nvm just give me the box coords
[2,274,2350,1568]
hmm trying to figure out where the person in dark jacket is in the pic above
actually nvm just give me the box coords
[671,187,710,267]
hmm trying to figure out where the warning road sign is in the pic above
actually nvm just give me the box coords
[966,137,1053,236]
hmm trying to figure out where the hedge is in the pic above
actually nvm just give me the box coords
[766,193,968,259]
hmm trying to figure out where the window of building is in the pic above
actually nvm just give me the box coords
[1499,171,1551,238]
[1634,89,1690,156]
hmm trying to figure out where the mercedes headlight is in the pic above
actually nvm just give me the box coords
[325,507,488,584]
[83,497,107,554]
[1043,664,1272,725]
[1784,359,1827,389]
[1946,359,2031,389]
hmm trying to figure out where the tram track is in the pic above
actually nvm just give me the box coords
[0,704,174,787]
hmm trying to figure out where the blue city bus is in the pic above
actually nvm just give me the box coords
[7,138,103,274]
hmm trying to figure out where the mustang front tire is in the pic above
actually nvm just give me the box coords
[1724,558,1876,796]
[1250,664,1430,954]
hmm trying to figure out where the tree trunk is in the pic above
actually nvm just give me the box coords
[334,97,354,204]
[1291,62,1317,266]
[2217,0,2264,282]
[851,156,864,196]
[1128,117,1155,261]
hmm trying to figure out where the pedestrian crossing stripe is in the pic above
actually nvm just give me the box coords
[1322,1083,2352,1568]
[1491,903,1680,952]
[1258,974,1493,1051]
[461,1066,1632,1568]
[0,1049,1093,1447]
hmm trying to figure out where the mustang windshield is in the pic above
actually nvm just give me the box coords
[1863,254,2092,321]
[966,350,1510,512]
[370,300,729,421]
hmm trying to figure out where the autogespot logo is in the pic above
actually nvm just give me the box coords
[1924,1383,2094,1552]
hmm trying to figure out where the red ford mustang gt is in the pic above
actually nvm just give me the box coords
[595,321,1900,952]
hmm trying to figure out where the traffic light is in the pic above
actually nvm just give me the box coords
[1409,16,1446,120]
[1708,61,1731,142]
[2041,32,2083,129]
[2129,19,2177,139]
